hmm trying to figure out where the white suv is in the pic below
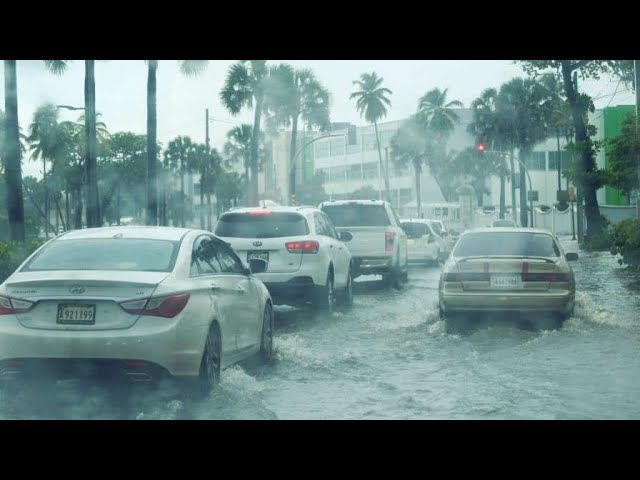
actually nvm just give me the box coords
[214,206,354,315]
[319,200,408,287]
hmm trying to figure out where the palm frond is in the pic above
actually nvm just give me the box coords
[178,60,208,77]
[43,60,69,75]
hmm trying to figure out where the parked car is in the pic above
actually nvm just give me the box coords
[426,219,455,261]
[0,226,273,395]
[319,200,408,287]
[215,206,353,315]
[400,219,440,265]
[491,219,517,227]
[438,227,578,333]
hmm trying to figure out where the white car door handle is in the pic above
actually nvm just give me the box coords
[236,286,245,294]
[210,283,220,291]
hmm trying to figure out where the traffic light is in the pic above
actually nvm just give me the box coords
[476,143,486,153]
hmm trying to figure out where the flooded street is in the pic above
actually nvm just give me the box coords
[1,237,639,420]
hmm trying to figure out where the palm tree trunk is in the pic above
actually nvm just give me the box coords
[374,121,390,203]
[43,158,49,239]
[200,164,205,229]
[180,156,185,228]
[207,190,212,231]
[146,60,158,226]
[73,188,83,229]
[250,96,263,206]
[519,153,528,227]
[65,191,70,231]
[54,194,65,232]
[3,60,26,241]
[289,113,299,204]
[84,60,99,228]
[23,180,56,233]
[414,161,422,217]
[499,159,506,219]
[510,150,517,224]
[116,183,121,226]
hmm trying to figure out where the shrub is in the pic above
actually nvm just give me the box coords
[0,240,44,284]
[609,218,640,270]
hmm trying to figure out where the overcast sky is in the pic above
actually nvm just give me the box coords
[1,60,635,178]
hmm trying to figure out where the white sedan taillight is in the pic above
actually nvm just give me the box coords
[119,294,190,318]
[0,295,35,315]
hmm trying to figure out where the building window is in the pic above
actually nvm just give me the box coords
[315,140,330,159]
[362,133,377,151]
[347,164,361,181]
[330,165,346,181]
[548,151,569,171]
[330,138,345,156]
[362,162,378,180]
[525,151,546,170]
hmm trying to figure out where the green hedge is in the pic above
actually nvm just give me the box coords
[0,240,45,284]
[609,218,640,270]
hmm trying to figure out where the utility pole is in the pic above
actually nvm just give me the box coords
[634,60,640,218]
[574,71,584,243]
[205,108,212,231]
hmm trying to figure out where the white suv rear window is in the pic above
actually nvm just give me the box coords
[215,212,309,238]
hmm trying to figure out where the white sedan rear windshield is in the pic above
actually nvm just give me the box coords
[22,239,180,272]
[454,232,560,257]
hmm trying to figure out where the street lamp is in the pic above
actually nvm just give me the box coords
[288,132,347,205]
[56,105,85,111]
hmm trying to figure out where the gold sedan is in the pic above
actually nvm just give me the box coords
[438,228,578,332]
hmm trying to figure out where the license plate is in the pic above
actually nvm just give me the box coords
[57,304,96,325]
[247,251,269,263]
[491,274,521,289]
[407,239,415,245]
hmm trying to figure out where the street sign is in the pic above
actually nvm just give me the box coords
[527,190,539,202]
[557,190,568,203]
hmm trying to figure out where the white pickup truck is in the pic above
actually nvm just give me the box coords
[319,200,408,287]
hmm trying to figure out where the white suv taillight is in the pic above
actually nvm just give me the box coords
[285,241,319,254]
[119,294,190,318]
[0,295,35,315]
[385,231,396,252]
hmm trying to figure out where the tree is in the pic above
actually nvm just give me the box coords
[468,88,511,217]
[216,170,244,215]
[268,65,331,201]
[496,77,554,226]
[220,61,271,205]
[164,136,195,227]
[519,60,634,236]
[224,124,253,182]
[145,60,208,226]
[350,72,393,203]
[607,112,640,199]
[390,116,430,216]
[3,60,25,241]
[350,184,380,201]
[416,87,463,203]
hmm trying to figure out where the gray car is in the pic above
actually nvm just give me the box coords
[439,227,578,332]
[0,226,274,395]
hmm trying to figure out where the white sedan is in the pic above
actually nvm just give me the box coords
[0,226,274,395]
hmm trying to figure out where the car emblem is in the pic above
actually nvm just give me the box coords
[253,241,263,247]
[69,286,85,294]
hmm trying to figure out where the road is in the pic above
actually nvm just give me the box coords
[1,238,639,419]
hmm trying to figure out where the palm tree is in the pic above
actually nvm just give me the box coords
[27,104,67,237]
[497,78,554,227]
[390,116,430,217]
[145,60,208,226]
[164,136,195,227]
[220,60,270,205]
[268,64,331,201]
[3,61,26,241]
[468,88,511,218]
[350,72,393,203]
[224,124,253,182]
